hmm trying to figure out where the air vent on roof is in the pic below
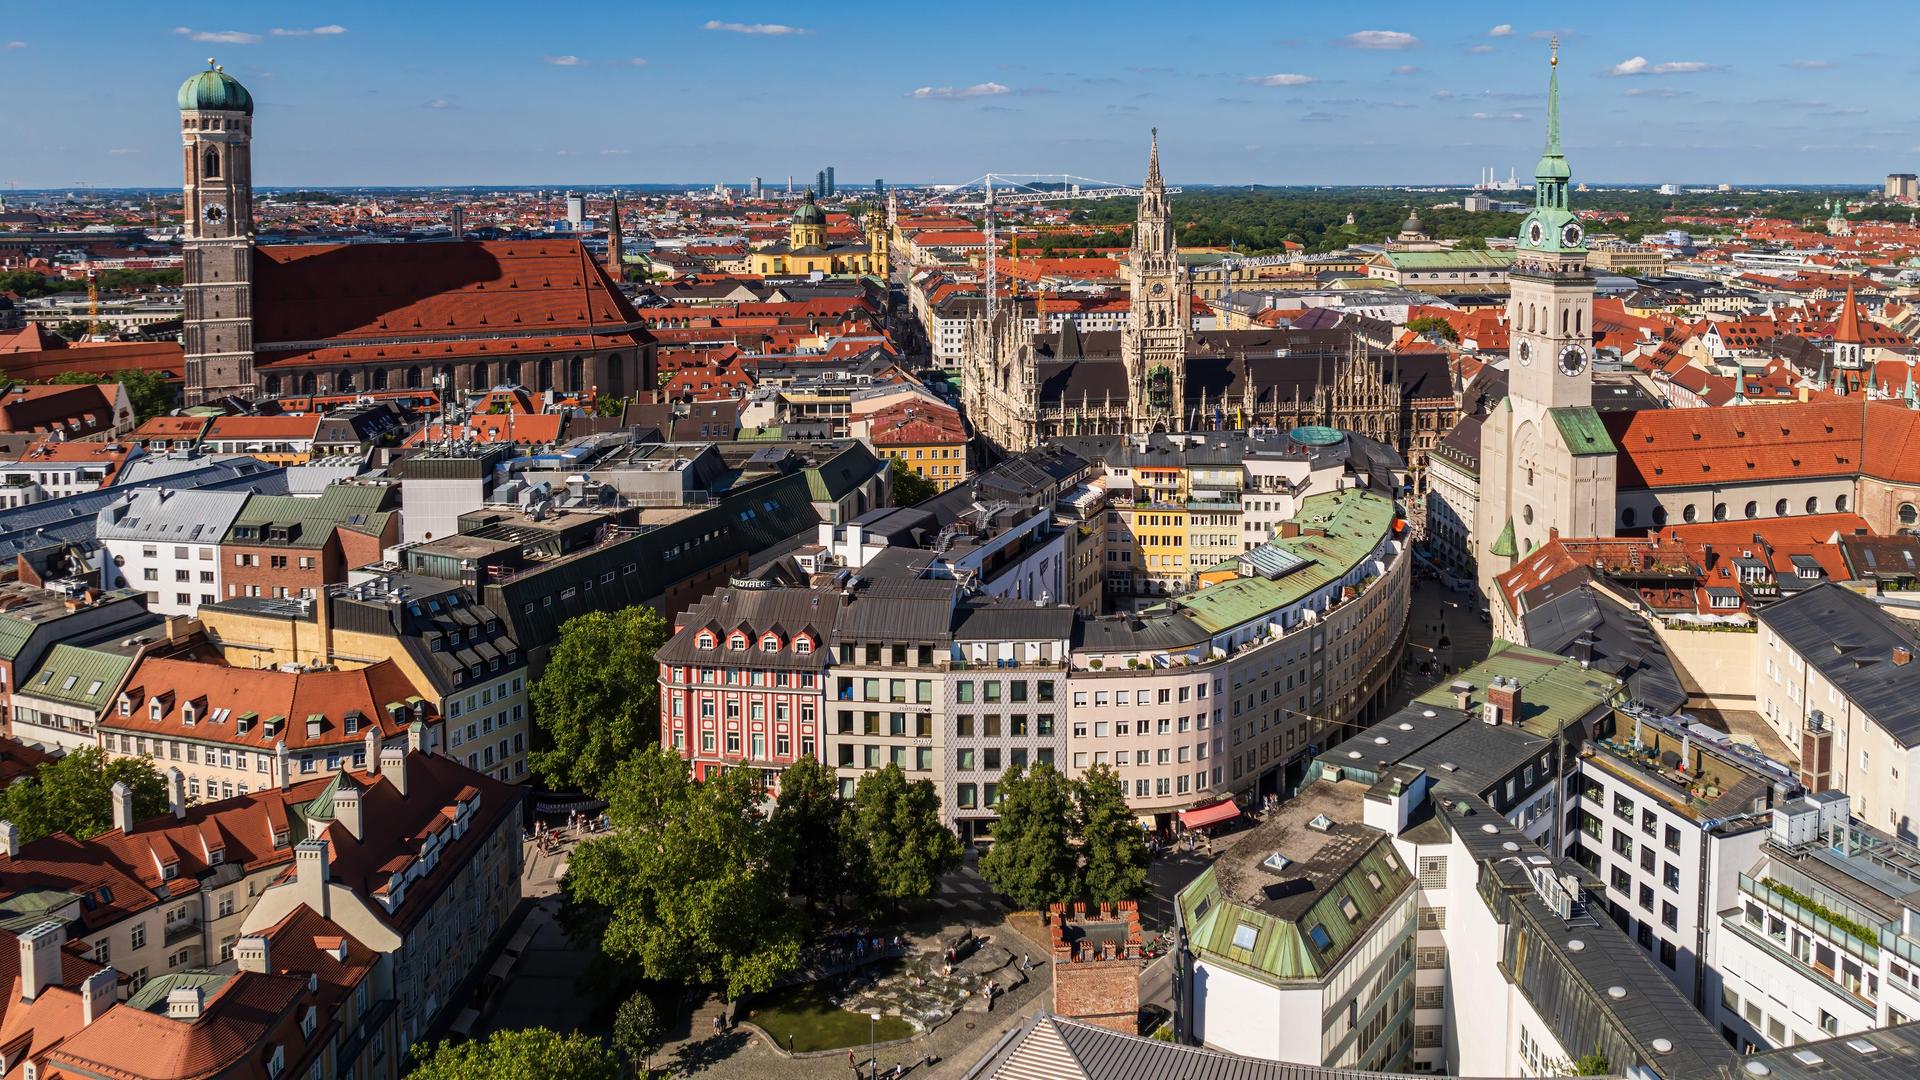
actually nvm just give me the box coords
[1262,851,1292,872]
[1306,814,1333,832]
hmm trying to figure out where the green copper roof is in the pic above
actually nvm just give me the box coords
[1535,50,1569,182]
[0,888,82,934]
[21,644,133,711]
[1178,837,1414,981]
[1490,518,1518,558]
[1549,406,1617,457]
[1169,489,1396,635]
[793,192,825,226]
[177,64,254,115]
[1414,641,1621,738]
[1375,250,1512,270]
[128,970,232,1013]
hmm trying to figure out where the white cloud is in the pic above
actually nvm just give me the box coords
[1392,64,1419,75]
[1245,73,1315,87]
[107,148,139,155]
[1344,30,1419,50]
[622,58,647,66]
[1489,24,1513,37]
[600,148,632,155]
[543,55,586,66]
[269,25,346,36]
[1789,59,1831,70]
[1609,55,1714,76]
[4,41,24,50]
[427,98,455,109]
[907,81,1010,100]
[1430,89,1456,99]
[1468,44,1494,54]
[173,27,261,45]
[1472,111,1528,122]
[703,20,810,35]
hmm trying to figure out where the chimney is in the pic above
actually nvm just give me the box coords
[333,784,363,841]
[276,740,291,791]
[166,985,204,1020]
[234,936,270,975]
[18,921,62,1002]
[294,840,331,918]
[1484,676,1521,727]
[166,768,186,819]
[381,746,408,796]
[1450,680,1472,712]
[364,727,382,775]
[79,969,114,1026]
[0,820,17,860]
[406,719,426,754]
[1896,646,1913,667]
[110,781,135,834]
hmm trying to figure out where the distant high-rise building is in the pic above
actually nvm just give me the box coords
[1887,173,1919,201]
[816,170,827,198]
[826,166,836,196]
[787,174,793,195]
[564,192,584,228]
[750,176,763,198]
[448,205,465,240]
[875,179,886,197]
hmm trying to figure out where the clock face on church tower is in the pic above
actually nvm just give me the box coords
[1526,219,1545,247]
[202,204,225,223]
[1558,344,1588,377]
[1517,340,1532,366]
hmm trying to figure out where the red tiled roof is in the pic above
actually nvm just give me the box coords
[1610,402,1864,489]
[108,657,431,756]
[204,415,323,442]
[0,342,184,385]
[1834,285,1865,344]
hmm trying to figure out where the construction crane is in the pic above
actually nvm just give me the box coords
[84,268,101,339]
[934,173,1182,335]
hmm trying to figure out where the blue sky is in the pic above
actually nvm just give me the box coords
[1,2,1912,189]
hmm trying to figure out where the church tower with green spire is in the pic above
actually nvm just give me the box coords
[1473,41,1617,614]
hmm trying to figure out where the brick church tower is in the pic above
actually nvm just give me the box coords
[178,60,257,405]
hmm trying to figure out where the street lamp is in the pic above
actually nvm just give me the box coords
[868,1012,882,1080]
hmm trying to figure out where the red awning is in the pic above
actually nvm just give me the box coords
[1180,800,1241,830]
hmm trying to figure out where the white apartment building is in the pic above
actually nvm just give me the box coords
[97,488,251,616]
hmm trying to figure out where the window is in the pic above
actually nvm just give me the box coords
[1231,923,1258,950]
[1307,923,1334,951]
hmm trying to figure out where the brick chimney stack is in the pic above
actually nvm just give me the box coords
[1484,676,1521,726]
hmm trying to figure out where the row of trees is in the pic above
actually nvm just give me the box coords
[979,763,1151,909]
[0,748,168,843]
[560,750,962,1003]
[0,268,182,299]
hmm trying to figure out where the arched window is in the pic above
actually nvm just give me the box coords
[1652,505,1668,527]
[263,374,282,397]
[1900,503,1917,527]
[1683,504,1698,524]
[1575,308,1583,335]
[1561,307,1569,336]
[337,369,355,392]
[1806,496,1820,514]
[1522,504,1534,525]
[372,367,389,391]
[203,148,220,179]
[1620,506,1636,529]
[1776,498,1789,517]
[405,366,422,389]
[1744,501,1757,520]
[569,356,586,388]
[504,360,521,387]
[1836,494,1850,512]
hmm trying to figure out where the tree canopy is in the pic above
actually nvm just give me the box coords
[562,746,802,1001]
[410,1028,619,1080]
[1077,765,1150,904]
[43,369,176,423]
[530,606,670,796]
[847,763,964,913]
[612,993,665,1072]
[0,748,168,842]
[886,457,937,507]
[769,756,852,914]
[979,763,1081,909]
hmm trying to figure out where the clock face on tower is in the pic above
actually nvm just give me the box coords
[1526,219,1545,247]
[202,204,225,224]
[1558,344,1588,377]
[1151,282,1165,296]
[1561,221,1583,248]
[1517,340,1532,366]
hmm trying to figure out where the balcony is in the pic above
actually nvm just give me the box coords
[164,917,201,947]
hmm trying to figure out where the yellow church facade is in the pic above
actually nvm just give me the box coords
[748,191,889,277]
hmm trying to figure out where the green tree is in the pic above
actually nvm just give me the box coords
[410,1027,618,1080]
[594,395,628,418]
[1404,316,1459,343]
[531,606,670,796]
[564,747,803,1002]
[886,456,937,507]
[769,756,850,916]
[979,763,1080,910]
[1076,766,1150,903]
[612,992,666,1075]
[0,748,168,842]
[1567,1052,1610,1076]
[847,763,963,914]
[46,370,176,423]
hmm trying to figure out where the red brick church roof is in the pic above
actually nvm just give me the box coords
[250,238,648,368]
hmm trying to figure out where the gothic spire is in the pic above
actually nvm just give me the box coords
[1534,39,1571,194]
[1543,39,1562,160]
[1146,128,1163,189]
[605,194,624,279]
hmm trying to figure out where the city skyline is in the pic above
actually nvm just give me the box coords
[3,1,1915,189]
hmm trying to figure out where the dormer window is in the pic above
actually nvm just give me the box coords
[696,632,716,650]
[761,635,780,653]
[794,637,813,655]
[300,1005,316,1037]
[150,699,165,721]
[181,701,198,726]
[728,634,747,652]
[343,713,360,736]
[118,694,132,717]
[208,848,224,866]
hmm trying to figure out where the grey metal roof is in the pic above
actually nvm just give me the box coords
[1743,1018,1920,1079]
[1522,585,1687,716]
[1756,582,1920,746]
[95,488,253,545]
[829,587,956,645]
[0,457,285,562]
[951,599,1075,643]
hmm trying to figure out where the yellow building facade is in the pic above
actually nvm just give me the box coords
[748,191,889,277]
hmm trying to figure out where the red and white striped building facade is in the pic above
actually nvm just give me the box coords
[656,585,841,785]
